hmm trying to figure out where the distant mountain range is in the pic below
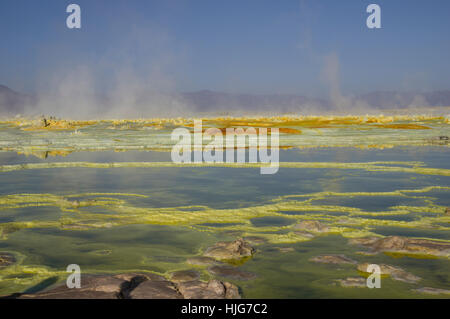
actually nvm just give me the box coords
[179,90,329,113]
[1,85,450,116]
[358,91,450,109]
[179,90,450,112]
[0,85,35,115]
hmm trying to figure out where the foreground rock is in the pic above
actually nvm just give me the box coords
[19,275,128,299]
[170,270,200,283]
[177,279,240,299]
[349,236,450,258]
[16,273,241,299]
[412,287,450,295]
[335,277,366,288]
[129,280,182,299]
[310,254,357,265]
[203,238,255,261]
[208,265,257,281]
[0,252,16,268]
[293,220,329,233]
[357,263,421,283]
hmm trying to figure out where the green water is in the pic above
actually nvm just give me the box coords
[0,147,449,298]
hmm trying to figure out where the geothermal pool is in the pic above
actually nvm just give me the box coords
[0,116,449,298]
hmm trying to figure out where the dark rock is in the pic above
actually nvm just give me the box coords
[176,279,240,299]
[222,281,241,299]
[203,238,255,261]
[275,247,295,253]
[208,265,257,281]
[428,136,449,145]
[294,231,315,238]
[349,236,380,246]
[349,236,450,258]
[242,236,268,245]
[293,220,329,233]
[128,280,182,299]
[116,273,162,298]
[335,277,366,288]
[186,256,220,266]
[115,272,166,282]
[19,275,127,299]
[372,236,407,251]
[357,263,421,283]
[412,287,450,295]
[0,252,16,268]
[16,272,242,299]
[170,270,200,283]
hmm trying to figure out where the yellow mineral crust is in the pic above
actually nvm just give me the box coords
[0,161,449,177]
[0,186,448,248]
[372,123,431,129]
[7,118,96,131]
[17,150,73,159]
[2,115,448,130]
[0,115,448,157]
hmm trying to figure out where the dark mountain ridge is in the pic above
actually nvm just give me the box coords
[1,85,450,116]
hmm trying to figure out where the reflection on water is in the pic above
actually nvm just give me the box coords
[0,147,449,298]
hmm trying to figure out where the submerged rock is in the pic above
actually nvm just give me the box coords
[293,220,329,233]
[208,265,257,281]
[349,237,380,246]
[355,251,378,256]
[70,200,81,208]
[310,254,357,265]
[17,272,241,299]
[412,287,450,295]
[89,249,112,256]
[203,238,255,261]
[242,236,268,245]
[335,277,366,288]
[0,252,16,268]
[275,247,295,253]
[293,231,315,239]
[428,136,449,145]
[186,256,220,266]
[357,263,421,284]
[170,270,200,283]
[349,236,450,258]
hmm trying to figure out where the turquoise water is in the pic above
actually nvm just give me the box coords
[0,147,449,298]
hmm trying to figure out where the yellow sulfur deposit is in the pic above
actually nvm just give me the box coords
[0,161,449,177]
[0,186,448,247]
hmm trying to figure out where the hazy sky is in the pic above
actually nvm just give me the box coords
[1,0,450,97]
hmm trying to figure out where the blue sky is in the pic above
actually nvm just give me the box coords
[1,0,450,97]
